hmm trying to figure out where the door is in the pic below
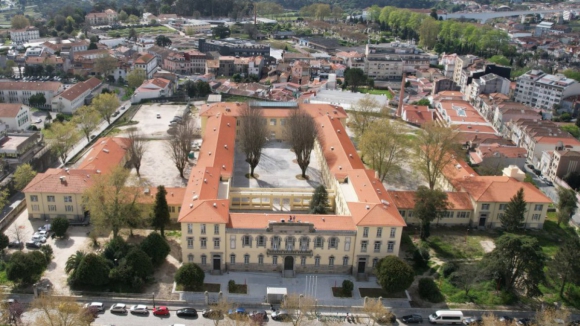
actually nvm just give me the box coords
[213,256,221,271]
[357,260,366,274]
[284,256,294,271]
[478,213,488,227]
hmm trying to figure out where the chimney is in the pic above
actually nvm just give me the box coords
[397,72,407,117]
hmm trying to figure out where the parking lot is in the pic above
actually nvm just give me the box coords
[123,104,190,139]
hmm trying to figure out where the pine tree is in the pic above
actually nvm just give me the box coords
[309,185,329,214]
[500,187,526,231]
[151,185,170,237]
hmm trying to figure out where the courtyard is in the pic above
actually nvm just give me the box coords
[232,141,323,189]
[121,103,195,139]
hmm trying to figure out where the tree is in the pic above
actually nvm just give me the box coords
[363,298,394,326]
[151,186,170,236]
[238,105,268,178]
[309,185,329,214]
[342,279,354,296]
[65,250,85,275]
[128,28,137,41]
[6,251,46,284]
[72,253,110,287]
[564,171,580,190]
[449,263,481,297]
[360,119,409,182]
[0,233,8,252]
[483,233,545,297]
[94,55,118,78]
[127,129,146,176]
[28,93,46,107]
[88,42,98,50]
[500,187,526,231]
[349,95,381,140]
[92,92,120,125]
[127,68,146,89]
[51,217,69,238]
[550,237,580,297]
[11,15,29,29]
[127,14,140,24]
[166,116,197,178]
[0,189,9,212]
[42,121,80,163]
[557,186,577,226]
[140,232,171,266]
[413,186,450,240]
[9,223,24,247]
[280,294,316,326]
[314,4,331,20]
[40,244,53,263]
[344,68,366,92]
[13,163,36,190]
[82,166,142,237]
[375,256,414,293]
[332,6,343,21]
[212,25,230,39]
[412,122,462,190]
[488,55,511,66]
[155,35,172,47]
[175,262,205,290]
[73,105,101,142]
[284,109,319,179]
[32,294,95,326]
[430,8,438,20]
[118,10,128,22]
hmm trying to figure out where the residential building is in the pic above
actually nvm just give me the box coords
[401,104,433,127]
[469,143,527,171]
[432,78,459,95]
[434,99,498,140]
[85,9,118,26]
[0,81,64,109]
[181,20,212,33]
[198,39,270,57]
[467,73,511,103]
[534,21,554,37]
[514,70,580,112]
[163,50,207,74]
[131,78,172,103]
[270,31,295,39]
[42,40,89,55]
[458,61,511,96]
[10,27,39,43]
[51,77,102,114]
[25,56,65,74]
[0,132,41,167]
[389,191,474,226]
[453,55,478,84]
[0,103,31,131]
[544,149,580,181]
[439,53,458,79]
[133,53,158,79]
[180,101,405,276]
[335,51,365,71]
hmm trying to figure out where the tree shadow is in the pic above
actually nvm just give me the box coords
[54,238,75,249]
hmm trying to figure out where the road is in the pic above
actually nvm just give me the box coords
[444,9,564,23]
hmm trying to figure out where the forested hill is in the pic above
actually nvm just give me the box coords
[273,0,435,10]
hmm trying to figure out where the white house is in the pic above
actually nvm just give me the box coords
[51,78,102,114]
[133,53,158,78]
[10,27,40,43]
[131,78,172,103]
[0,104,31,131]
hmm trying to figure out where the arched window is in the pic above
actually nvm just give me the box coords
[314,236,324,249]
[230,254,236,264]
[271,236,281,250]
[285,236,296,250]
[257,235,266,247]
[188,254,194,262]
[244,254,250,264]
[300,236,310,251]
[328,237,339,249]
[242,235,252,247]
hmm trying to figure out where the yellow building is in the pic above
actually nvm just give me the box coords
[179,101,406,277]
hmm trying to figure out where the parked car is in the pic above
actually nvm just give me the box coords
[271,310,290,321]
[499,316,514,323]
[38,230,48,237]
[156,113,161,119]
[464,317,483,325]
[248,310,267,320]
[110,303,127,313]
[7,241,22,248]
[228,307,247,318]
[112,111,119,117]
[516,318,534,325]
[31,235,46,243]
[25,241,41,249]
[401,314,423,323]
[202,309,223,319]
[176,308,197,317]
[130,305,148,314]
[83,302,104,312]
[377,313,397,325]
[38,224,51,232]
[35,118,42,124]
[153,306,170,316]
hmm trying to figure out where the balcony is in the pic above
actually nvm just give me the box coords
[266,249,313,256]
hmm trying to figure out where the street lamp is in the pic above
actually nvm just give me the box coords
[152,292,155,308]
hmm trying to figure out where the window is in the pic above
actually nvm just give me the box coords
[230,235,236,249]
[481,204,490,210]
[314,237,324,248]
[271,236,281,250]
[242,235,251,247]
[48,205,56,212]
[361,241,368,252]
[273,256,278,265]
[201,224,206,234]
[258,254,264,265]
[372,258,378,268]
[188,254,193,262]
[457,211,470,218]
[200,237,207,248]
[399,210,405,217]
[30,195,38,202]
[408,211,414,218]
[64,196,72,202]
[201,255,207,265]
[329,256,335,266]
[230,254,236,264]
[281,119,286,126]
[343,256,349,266]
[286,237,295,250]
[374,241,381,253]
[443,211,454,218]
[532,214,541,221]
[65,205,73,212]
[47,195,55,202]
[363,227,369,237]
[257,236,265,247]
[187,224,193,234]
[31,204,39,211]
[301,257,306,266]
[534,204,544,211]
[300,237,310,250]
[328,237,338,249]
[376,227,382,237]
[344,237,351,251]
[387,241,395,253]
[499,204,507,211]
[244,254,250,264]
[314,256,320,266]
[213,238,220,249]
[214,224,219,234]
[390,228,396,238]
[270,119,276,126]
[187,237,193,249]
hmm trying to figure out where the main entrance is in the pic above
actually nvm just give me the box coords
[284,256,294,270]
[213,255,221,271]
[357,259,366,274]
[479,213,488,227]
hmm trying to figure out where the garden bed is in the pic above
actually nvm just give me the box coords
[331,287,352,298]
[229,284,247,294]
[359,288,407,299]
[176,283,221,292]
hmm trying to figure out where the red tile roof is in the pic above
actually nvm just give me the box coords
[76,137,131,173]
[0,104,25,118]
[388,191,473,210]
[23,168,97,194]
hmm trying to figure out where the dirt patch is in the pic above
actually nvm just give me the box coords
[480,240,495,253]
[359,287,407,298]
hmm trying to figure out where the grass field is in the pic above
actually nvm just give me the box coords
[359,88,394,99]
[107,26,176,38]
[263,39,298,52]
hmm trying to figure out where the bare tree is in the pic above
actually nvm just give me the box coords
[284,109,319,179]
[238,105,268,178]
[360,119,409,182]
[127,128,147,177]
[166,116,198,178]
[9,223,24,247]
[31,294,95,326]
[349,95,383,140]
[207,298,232,326]
[362,298,393,326]
[280,294,316,326]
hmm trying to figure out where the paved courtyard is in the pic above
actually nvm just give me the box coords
[121,104,192,138]
[232,141,322,189]
[128,140,191,188]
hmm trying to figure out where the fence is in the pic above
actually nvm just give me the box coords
[0,197,26,231]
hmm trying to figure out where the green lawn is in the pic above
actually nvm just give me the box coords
[107,26,176,38]
[358,88,394,99]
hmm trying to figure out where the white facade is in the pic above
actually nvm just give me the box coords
[467,74,511,103]
[131,78,172,103]
[0,104,31,131]
[0,82,64,109]
[10,27,40,43]
[514,70,580,112]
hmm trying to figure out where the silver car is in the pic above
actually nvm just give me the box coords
[130,305,148,314]
[110,303,127,313]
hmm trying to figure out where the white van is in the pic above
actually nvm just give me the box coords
[428,310,464,324]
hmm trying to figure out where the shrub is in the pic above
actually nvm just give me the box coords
[376,256,415,293]
[7,251,48,284]
[175,263,205,291]
[103,236,129,261]
[51,217,69,238]
[441,262,458,278]
[342,280,354,296]
[228,280,236,292]
[418,278,444,303]
[139,232,170,267]
[40,244,53,263]
[73,253,111,287]
[413,246,430,268]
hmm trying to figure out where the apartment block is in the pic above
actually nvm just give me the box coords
[514,70,580,112]
[10,26,39,43]
[0,82,64,109]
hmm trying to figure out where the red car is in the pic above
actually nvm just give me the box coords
[153,306,170,316]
